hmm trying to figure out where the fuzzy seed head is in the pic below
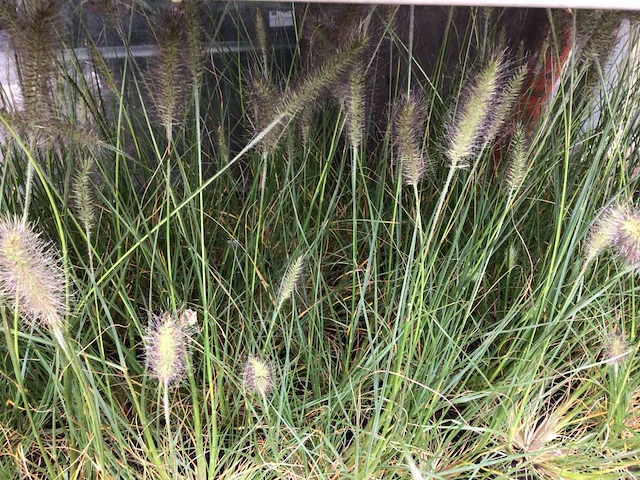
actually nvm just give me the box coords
[603,328,631,365]
[505,124,529,192]
[585,203,640,273]
[275,254,306,311]
[254,8,270,78]
[484,64,527,144]
[394,92,428,186]
[151,8,189,133]
[612,207,640,272]
[247,70,282,154]
[584,206,623,266]
[243,355,273,396]
[144,309,197,385]
[0,217,66,329]
[280,34,367,121]
[0,0,62,124]
[72,156,96,237]
[340,61,366,150]
[506,243,519,271]
[182,0,204,81]
[447,52,505,168]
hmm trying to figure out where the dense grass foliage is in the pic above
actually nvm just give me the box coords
[1,2,640,478]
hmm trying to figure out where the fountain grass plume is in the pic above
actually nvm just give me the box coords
[72,156,96,237]
[151,7,189,141]
[243,355,273,396]
[584,206,621,267]
[181,0,204,82]
[603,326,631,366]
[247,69,281,155]
[394,91,428,187]
[505,123,529,193]
[275,254,306,312]
[0,0,61,124]
[611,205,640,273]
[584,203,640,273]
[484,64,527,145]
[254,8,270,78]
[0,217,67,332]
[144,308,197,474]
[144,309,197,386]
[280,33,367,122]
[340,61,367,150]
[447,51,506,168]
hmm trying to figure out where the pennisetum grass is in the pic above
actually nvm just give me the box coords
[2,4,640,479]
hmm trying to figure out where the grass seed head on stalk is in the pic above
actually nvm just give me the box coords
[504,123,529,192]
[254,7,270,79]
[151,7,189,136]
[181,0,204,82]
[394,91,428,187]
[0,0,61,124]
[280,32,367,121]
[243,355,273,396]
[72,155,96,237]
[339,60,366,150]
[446,51,506,168]
[0,217,66,330]
[484,64,527,145]
[247,69,281,155]
[603,326,631,365]
[275,254,306,311]
[144,309,197,386]
[612,204,640,273]
[584,205,624,267]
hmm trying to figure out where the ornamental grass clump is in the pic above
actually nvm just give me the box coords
[0,217,67,333]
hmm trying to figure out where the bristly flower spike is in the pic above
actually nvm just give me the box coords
[484,64,527,145]
[603,325,631,366]
[611,204,640,272]
[584,203,640,274]
[0,217,67,332]
[341,60,366,150]
[504,123,529,193]
[144,309,197,386]
[275,254,306,312]
[584,206,622,267]
[447,51,506,168]
[243,354,273,396]
[151,7,188,141]
[394,91,428,187]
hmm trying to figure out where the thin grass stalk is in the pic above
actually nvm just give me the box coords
[20,138,36,224]
[162,378,178,477]
[191,65,209,480]
[407,5,414,96]
[348,140,359,365]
